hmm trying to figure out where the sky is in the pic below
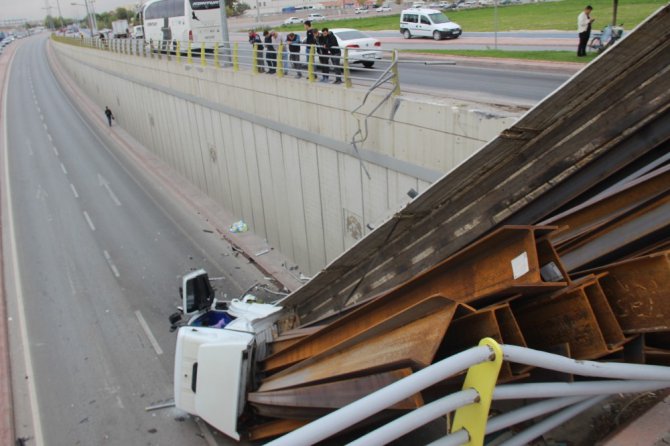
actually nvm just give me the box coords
[0,0,141,21]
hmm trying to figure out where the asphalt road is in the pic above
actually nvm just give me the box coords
[3,37,267,445]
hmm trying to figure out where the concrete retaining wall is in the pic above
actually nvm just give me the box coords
[51,41,517,275]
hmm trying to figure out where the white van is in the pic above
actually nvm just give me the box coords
[400,8,462,40]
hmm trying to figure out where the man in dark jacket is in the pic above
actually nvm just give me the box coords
[322,28,342,84]
[263,30,277,74]
[248,30,265,72]
[316,29,330,82]
[286,32,303,78]
[104,106,114,127]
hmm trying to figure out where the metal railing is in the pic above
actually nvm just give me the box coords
[51,35,402,93]
[266,338,670,446]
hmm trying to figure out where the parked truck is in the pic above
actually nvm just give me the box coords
[112,19,130,38]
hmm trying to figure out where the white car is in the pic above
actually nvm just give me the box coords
[307,13,327,21]
[376,5,392,12]
[354,7,369,13]
[284,16,304,25]
[331,28,383,68]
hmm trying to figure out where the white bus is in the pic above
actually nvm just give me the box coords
[142,0,222,49]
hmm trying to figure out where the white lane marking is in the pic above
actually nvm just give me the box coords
[42,123,47,132]
[60,163,67,175]
[3,55,45,445]
[70,183,79,198]
[83,211,96,231]
[47,134,52,143]
[102,250,120,278]
[36,106,40,114]
[52,145,58,156]
[97,174,121,206]
[135,311,163,356]
[39,114,44,122]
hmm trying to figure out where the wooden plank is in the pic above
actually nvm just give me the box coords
[260,298,456,392]
[250,368,421,418]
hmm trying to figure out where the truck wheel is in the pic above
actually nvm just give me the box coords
[403,29,411,39]
[433,31,442,40]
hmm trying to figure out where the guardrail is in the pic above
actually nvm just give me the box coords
[51,35,402,94]
[266,338,670,446]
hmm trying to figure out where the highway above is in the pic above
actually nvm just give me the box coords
[2,36,266,445]
[1,33,569,445]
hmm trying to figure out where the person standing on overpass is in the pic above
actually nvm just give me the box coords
[104,106,115,127]
[577,5,595,57]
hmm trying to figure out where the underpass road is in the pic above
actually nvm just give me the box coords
[3,36,266,445]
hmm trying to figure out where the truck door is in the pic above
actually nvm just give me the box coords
[181,269,215,317]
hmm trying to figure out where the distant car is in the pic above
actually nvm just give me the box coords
[400,8,462,40]
[284,16,304,25]
[354,7,369,14]
[331,28,382,68]
[307,13,327,21]
[376,5,392,12]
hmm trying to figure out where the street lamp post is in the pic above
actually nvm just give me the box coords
[71,1,95,36]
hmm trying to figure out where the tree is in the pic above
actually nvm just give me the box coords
[115,7,131,21]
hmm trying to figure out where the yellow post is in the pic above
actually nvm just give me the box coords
[187,40,193,64]
[233,43,239,71]
[391,50,401,96]
[201,42,206,67]
[451,338,503,446]
[150,41,155,58]
[166,42,172,61]
[308,45,316,83]
[277,43,284,78]
[214,43,220,68]
[343,48,352,88]
[157,41,162,60]
[252,44,259,74]
[176,41,181,63]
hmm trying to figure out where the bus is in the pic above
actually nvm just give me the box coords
[142,0,222,49]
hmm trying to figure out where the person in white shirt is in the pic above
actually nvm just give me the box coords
[577,5,595,56]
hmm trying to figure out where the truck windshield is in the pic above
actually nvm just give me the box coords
[429,13,451,24]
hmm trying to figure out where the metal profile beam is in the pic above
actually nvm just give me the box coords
[278,8,670,324]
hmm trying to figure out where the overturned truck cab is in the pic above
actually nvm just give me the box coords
[172,270,283,440]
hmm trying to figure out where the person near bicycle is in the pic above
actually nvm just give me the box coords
[577,5,595,57]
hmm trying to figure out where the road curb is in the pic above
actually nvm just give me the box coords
[0,40,18,446]
[400,51,585,75]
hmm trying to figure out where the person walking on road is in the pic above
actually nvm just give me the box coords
[577,5,595,57]
[104,106,115,127]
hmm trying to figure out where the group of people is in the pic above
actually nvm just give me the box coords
[248,20,342,84]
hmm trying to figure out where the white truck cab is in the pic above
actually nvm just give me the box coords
[400,8,462,40]
[172,270,283,440]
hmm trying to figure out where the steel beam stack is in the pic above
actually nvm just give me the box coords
[241,5,670,441]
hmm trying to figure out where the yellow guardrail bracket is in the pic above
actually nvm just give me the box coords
[451,338,503,446]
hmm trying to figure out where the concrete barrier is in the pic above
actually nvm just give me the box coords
[51,40,518,275]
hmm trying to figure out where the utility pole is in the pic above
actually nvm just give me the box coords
[219,0,231,65]
[55,0,64,27]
